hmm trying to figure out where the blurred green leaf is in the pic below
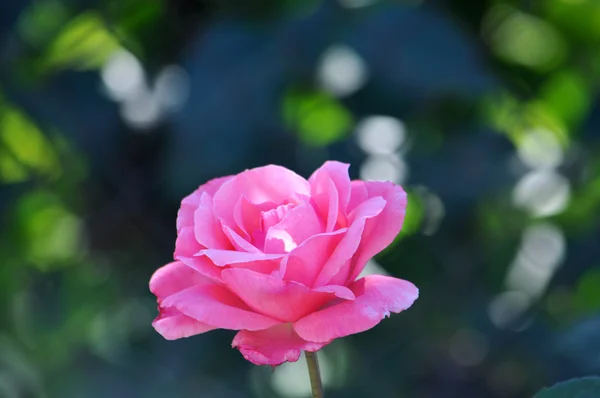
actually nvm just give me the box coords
[17,0,68,47]
[484,92,570,148]
[400,189,425,238]
[557,162,600,232]
[533,376,600,398]
[484,5,567,72]
[544,0,600,42]
[43,12,121,71]
[108,0,163,31]
[540,70,591,128]
[0,152,29,183]
[0,106,61,182]
[574,268,600,313]
[16,191,83,269]
[377,189,425,257]
[283,89,353,147]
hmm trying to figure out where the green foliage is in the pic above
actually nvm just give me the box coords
[483,92,570,151]
[15,191,82,269]
[2,0,600,396]
[0,105,61,183]
[43,12,121,71]
[534,377,600,398]
[574,268,600,313]
[400,190,425,238]
[485,5,567,72]
[540,70,591,129]
[283,88,353,147]
[17,0,68,47]
[544,0,600,42]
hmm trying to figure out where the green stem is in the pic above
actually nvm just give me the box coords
[304,351,324,398]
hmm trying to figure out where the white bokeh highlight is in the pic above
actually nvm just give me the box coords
[101,50,145,102]
[356,116,406,155]
[154,65,191,113]
[101,50,190,131]
[317,45,368,98]
[512,170,570,217]
[517,128,563,169]
[360,155,408,185]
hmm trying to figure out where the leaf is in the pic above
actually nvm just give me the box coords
[534,376,600,398]
[283,88,353,147]
[43,12,121,71]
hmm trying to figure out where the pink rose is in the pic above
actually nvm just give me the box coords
[150,161,418,366]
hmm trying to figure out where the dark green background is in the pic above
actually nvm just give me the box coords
[1,0,599,397]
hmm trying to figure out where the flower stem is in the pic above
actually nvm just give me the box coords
[304,351,324,398]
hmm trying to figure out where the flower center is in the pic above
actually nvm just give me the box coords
[251,203,294,250]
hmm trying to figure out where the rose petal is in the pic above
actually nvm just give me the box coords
[150,261,217,340]
[347,196,387,224]
[264,202,323,253]
[200,249,284,266]
[177,255,224,284]
[232,324,328,366]
[347,181,407,282]
[309,161,351,216]
[310,222,363,288]
[233,196,274,239]
[177,176,233,232]
[282,229,347,287]
[183,251,281,278]
[313,285,356,300]
[311,175,341,233]
[255,203,294,250]
[222,225,261,253]
[174,227,201,258]
[293,275,418,343]
[325,179,340,232]
[261,204,292,230]
[213,165,310,231]
[222,268,354,322]
[153,307,216,340]
[162,284,280,331]
[150,261,212,300]
[347,180,369,215]
[313,196,386,287]
[193,194,232,250]
[228,258,282,275]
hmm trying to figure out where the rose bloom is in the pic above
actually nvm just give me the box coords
[150,161,418,366]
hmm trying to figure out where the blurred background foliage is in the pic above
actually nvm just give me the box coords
[1,0,600,397]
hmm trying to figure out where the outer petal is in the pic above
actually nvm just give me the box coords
[347,180,368,215]
[174,227,201,258]
[221,268,354,322]
[347,181,407,282]
[309,161,352,216]
[193,194,231,250]
[282,230,346,287]
[161,284,281,331]
[153,307,216,340]
[213,165,310,232]
[177,255,224,284]
[150,261,216,339]
[176,176,233,232]
[150,261,212,300]
[293,275,418,343]
[232,324,328,366]
[311,175,341,233]
[313,196,386,287]
[200,249,284,266]
[180,253,281,281]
